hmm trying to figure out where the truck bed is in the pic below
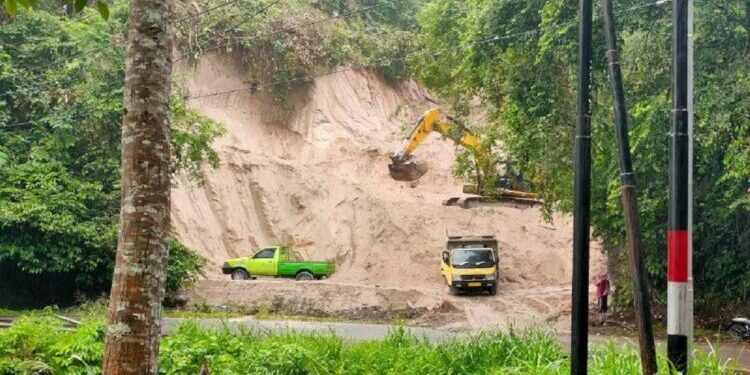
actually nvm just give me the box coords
[278,261,333,277]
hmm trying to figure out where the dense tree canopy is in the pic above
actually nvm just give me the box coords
[413,0,749,308]
[0,0,424,307]
[0,2,220,306]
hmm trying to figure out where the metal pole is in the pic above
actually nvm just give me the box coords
[571,0,593,373]
[686,0,694,348]
[601,0,657,373]
[669,0,690,372]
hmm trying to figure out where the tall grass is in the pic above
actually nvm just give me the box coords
[0,314,737,374]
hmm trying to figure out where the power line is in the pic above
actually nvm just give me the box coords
[175,0,247,23]
[222,0,283,31]
[174,0,395,61]
[20,0,397,100]
[185,0,670,101]
[33,0,263,73]
[1,0,670,129]
[7,0,280,114]
[174,0,282,62]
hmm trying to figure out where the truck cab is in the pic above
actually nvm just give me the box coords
[440,235,499,295]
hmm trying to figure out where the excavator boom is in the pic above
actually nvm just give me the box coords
[388,108,540,207]
[389,108,483,181]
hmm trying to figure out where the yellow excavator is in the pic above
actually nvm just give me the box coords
[388,108,539,207]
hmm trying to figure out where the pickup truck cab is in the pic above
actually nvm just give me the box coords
[440,235,499,295]
[222,246,334,281]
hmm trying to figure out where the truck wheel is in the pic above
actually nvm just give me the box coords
[231,269,250,280]
[728,322,750,340]
[295,271,314,281]
[449,286,460,296]
[488,285,497,296]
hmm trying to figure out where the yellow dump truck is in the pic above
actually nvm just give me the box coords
[440,235,499,295]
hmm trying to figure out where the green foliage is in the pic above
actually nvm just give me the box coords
[175,0,423,100]
[0,2,219,306]
[170,94,226,182]
[413,0,750,308]
[1,0,109,19]
[0,314,104,374]
[166,239,206,294]
[0,316,735,374]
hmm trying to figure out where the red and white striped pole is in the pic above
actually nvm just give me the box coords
[668,0,690,372]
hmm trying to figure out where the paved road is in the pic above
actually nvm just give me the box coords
[162,317,750,371]
[162,317,461,341]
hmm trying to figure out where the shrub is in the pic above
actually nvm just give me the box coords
[0,316,736,374]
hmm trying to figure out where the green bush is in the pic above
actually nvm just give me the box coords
[0,314,103,374]
[166,239,206,294]
[0,315,735,374]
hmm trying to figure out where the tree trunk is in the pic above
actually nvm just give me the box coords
[102,0,174,373]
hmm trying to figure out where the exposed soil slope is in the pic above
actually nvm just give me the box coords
[172,55,605,329]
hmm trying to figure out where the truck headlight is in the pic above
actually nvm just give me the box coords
[484,274,497,281]
[451,275,462,281]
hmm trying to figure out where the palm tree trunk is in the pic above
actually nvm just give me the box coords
[102,0,174,373]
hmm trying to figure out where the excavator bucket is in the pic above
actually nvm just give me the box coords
[388,154,428,181]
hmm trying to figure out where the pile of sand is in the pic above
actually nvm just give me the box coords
[171,55,603,291]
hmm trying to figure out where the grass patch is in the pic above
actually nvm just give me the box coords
[0,312,737,374]
[0,309,30,317]
[0,299,109,319]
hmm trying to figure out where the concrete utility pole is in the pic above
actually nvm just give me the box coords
[571,0,593,373]
[601,0,657,372]
[668,0,691,372]
[686,0,695,349]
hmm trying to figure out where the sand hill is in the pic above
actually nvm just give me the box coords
[171,55,602,291]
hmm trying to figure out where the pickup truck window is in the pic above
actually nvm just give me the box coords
[452,249,495,269]
[254,249,276,259]
[279,249,304,261]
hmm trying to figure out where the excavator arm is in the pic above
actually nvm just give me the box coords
[389,108,487,181]
[388,108,540,206]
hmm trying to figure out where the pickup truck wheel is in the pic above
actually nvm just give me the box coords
[295,271,314,281]
[231,269,250,280]
[449,286,460,296]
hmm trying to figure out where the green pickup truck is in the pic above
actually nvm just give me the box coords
[221,246,335,281]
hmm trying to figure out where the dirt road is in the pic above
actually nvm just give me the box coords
[187,279,591,332]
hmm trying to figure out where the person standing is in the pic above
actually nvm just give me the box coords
[596,273,611,313]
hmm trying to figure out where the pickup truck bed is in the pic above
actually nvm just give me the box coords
[278,261,331,277]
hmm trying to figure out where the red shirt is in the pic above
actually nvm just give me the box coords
[596,276,611,298]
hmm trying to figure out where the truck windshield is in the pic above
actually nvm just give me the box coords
[451,249,495,268]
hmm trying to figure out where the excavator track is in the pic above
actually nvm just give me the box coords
[442,195,541,209]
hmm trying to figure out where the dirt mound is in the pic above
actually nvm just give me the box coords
[172,55,604,291]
